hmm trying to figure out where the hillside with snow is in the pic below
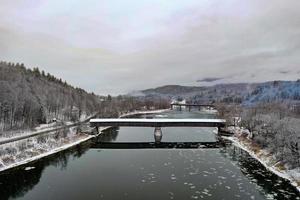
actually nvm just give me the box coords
[0,62,101,131]
[139,80,300,105]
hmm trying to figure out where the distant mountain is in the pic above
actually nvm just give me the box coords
[142,85,205,96]
[138,81,300,105]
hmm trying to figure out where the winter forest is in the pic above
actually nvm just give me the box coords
[0,61,169,132]
[0,60,300,199]
[217,102,300,171]
[2,1,300,199]
[0,61,169,172]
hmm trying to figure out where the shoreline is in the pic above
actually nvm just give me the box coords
[0,109,168,173]
[0,135,94,173]
[223,135,300,193]
[0,113,98,145]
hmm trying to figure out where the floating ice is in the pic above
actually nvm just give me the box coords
[24,166,35,171]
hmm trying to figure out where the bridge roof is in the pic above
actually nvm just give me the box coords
[90,118,226,127]
[170,103,216,107]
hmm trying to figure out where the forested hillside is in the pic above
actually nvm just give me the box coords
[140,81,300,105]
[0,61,101,130]
[0,61,170,131]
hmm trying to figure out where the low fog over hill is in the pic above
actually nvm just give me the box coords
[137,81,300,105]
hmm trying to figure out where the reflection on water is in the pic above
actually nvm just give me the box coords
[97,126,218,143]
[222,146,300,199]
[0,142,91,200]
[0,166,42,200]
[0,143,299,199]
[96,127,120,142]
[0,110,299,200]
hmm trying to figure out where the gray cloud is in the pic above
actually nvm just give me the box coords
[279,71,289,74]
[197,77,224,83]
[0,0,300,95]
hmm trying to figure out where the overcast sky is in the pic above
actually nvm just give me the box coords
[1,0,300,94]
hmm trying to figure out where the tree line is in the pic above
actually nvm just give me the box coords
[0,61,169,131]
[216,102,300,169]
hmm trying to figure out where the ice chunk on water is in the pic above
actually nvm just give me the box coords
[24,166,35,171]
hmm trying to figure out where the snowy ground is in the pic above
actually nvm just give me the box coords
[0,112,100,146]
[0,113,97,143]
[223,127,300,193]
[0,109,167,172]
[0,127,92,172]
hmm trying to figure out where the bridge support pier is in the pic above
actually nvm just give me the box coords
[154,127,162,143]
[217,127,222,136]
[95,126,99,134]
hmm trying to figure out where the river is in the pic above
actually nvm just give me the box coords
[0,110,299,200]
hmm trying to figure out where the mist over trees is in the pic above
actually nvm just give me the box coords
[141,81,300,105]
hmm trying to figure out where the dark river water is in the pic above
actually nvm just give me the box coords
[0,110,299,200]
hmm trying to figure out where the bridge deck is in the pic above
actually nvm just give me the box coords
[90,118,226,127]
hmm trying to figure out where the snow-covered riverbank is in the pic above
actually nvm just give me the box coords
[0,113,97,145]
[0,109,168,173]
[0,131,93,172]
[223,132,300,193]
